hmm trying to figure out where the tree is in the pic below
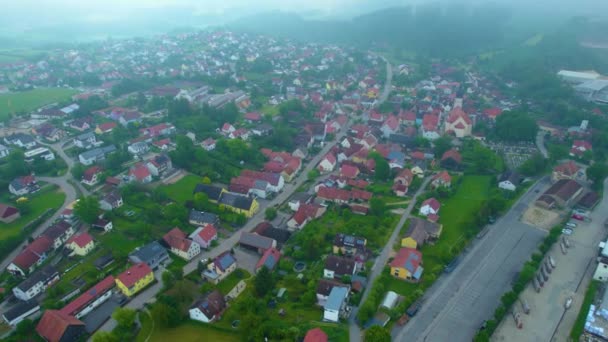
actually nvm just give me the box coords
[265,207,277,220]
[92,331,119,342]
[74,196,100,224]
[71,163,86,180]
[369,198,387,217]
[433,136,452,157]
[365,326,391,342]
[370,152,390,181]
[494,111,538,142]
[193,192,210,211]
[518,153,548,176]
[254,266,275,296]
[587,163,608,188]
[112,307,136,328]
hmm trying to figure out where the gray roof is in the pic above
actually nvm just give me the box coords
[575,79,608,92]
[239,232,274,250]
[79,145,116,160]
[219,192,254,210]
[3,300,39,321]
[16,265,58,292]
[499,170,521,185]
[189,210,219,225]
[129,241,168,265]
[324,286,348,311]
[75,131,95,141]
[215,251,236,272]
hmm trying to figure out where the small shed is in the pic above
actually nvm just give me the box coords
[381,291,399,310]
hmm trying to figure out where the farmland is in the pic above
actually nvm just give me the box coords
[0,87,78,120]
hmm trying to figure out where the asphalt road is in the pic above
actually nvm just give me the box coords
[392,177,552,342]
[349,176,431,342]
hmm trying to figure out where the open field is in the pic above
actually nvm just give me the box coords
[0,185,65,240]
[0,48,47,64]
[138,319,240,342]
[0,87,78,120]
[159,174,202,205]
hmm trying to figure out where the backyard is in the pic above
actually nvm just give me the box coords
[159,174,202,205]
[0,87,78,120]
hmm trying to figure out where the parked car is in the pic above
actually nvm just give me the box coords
[566,222,577,228]
[562,228,573,235]
[572,214,585,221]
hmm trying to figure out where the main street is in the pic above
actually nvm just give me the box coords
[349,176,431,342]
[393,177,552,342]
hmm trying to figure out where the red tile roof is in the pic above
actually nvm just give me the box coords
[197,224,217,243]
[433,171,452,183]
[447,107,472,125]
[36,310,85,342]
[244,112,262,121]
[66,232,93,248]
[82,166,102,182]
[129,163,151,181]
[390,247,422,272]
[441,149,462,164]
[304,328,328,342]
[163,227,193,253]
[422,114,439,131]
[255,247,281,270]
[340,164,360,179]
[317,186,350,202]
[554,161,579,176]
[60,275,115,316]
[117,263,152,288]
[483,108,502,119]
[422,198,441,212]
[97,122,116,132]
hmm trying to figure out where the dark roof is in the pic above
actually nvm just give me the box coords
[219,192,254,210]
[60,276,115,317]
[16,265,58,292]
[239,232,275,250]
[193,184,224,201]
[578,191,600,209]
[257,227,291,244]
[409,217,441,236]
[324,255,355,276]
[388,133,415,147]
[404,221,428,247]
[316,279,349,296]
[189,210,219,225]
[42,220,72,240]
[191,290,226,320]
[3,300,39,322]
[128,241,168,265]
[93,253,114,270]
[36,310,85,342]
[333,234,366,250]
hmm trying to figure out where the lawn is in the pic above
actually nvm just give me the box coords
[260,104,279,116]
[0,87,78,120]
[0,185,65,240]
[160,175,203,205]
[95,217,150,258]
[216,269,251,295]
[0,48,47,63]
[139,319,239,342]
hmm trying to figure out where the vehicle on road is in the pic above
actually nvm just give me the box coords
[520,298,530,314]
[573,209,588,216]
[562,228,573,235]
[398,314,410,326]
[565,297,573,309]
[533,277,541,292]
[512,311,523,329]
[537,273,544,287]
[544,262,552,274]
[566,222,577,228]
[200,258,208,264]
[548,255,556,268]
[541,267,549,281]
[407,299,423,317]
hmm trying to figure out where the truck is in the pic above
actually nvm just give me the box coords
[407,299,423,317]
[520,298,530,314]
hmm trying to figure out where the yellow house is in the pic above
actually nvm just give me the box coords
[390,248,424,282]
[401,237,418,249]
[115,263,154,297]
[66,233,95,256]
[219,192,259,218]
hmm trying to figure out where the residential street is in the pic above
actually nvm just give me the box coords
[348,176,431,342]
[392,177,552,342]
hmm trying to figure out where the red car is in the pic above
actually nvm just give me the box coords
[572,214,584,221]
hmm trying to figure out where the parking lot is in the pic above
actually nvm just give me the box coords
[493,183,608,342]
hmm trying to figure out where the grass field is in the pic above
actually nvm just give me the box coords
[139,319,240,342]
[216,269,251,295]
[0,88,78,120]
[260,104,279,116]
[160,175,202,205]
[0,186,65,240]
[0,49,47,64]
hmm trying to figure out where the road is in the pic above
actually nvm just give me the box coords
[536,131,549,159]
[348,176,431,342]
[393,177,552,342]
[494,177,608,342]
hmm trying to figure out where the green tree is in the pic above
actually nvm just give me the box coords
[71,163,86,180]
[92,331,119,342]
[494,111,538,142]
[433,136,452,158]
[518,153,548,176]
[587,163,608,189]
[369,198,387,217]
[370,152,390,181]
[74,196,100,224]
[193,192,210,211]
[365,326,391,342]
[254,266,275,296]
[265,207,277,220]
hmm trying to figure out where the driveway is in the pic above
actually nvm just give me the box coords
[392,177,552,342]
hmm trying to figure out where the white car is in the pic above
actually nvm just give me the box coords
[566,222,577,228]
[562,228,573,235]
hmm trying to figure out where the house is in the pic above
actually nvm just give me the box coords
[189,290,226,323]
[127,141,149,155]
[254,222,292,245]
[536,179,583,209]
[498,171,522,191]
[441,149,462,169]
[65,233,95,256]
[69,117,92,131]
[333,234,366,255]
[316,186,351,204]
[193,184,225,203]
[189,224,218,249]
[82,166,103,186]
[7,236,53,276]
[570,140,592,157]
[412,165,424,178]
[99,190,123,210]
[163,228,201,261]
[0,143,9,159]
[324,255,356,279]
[128,241,169,270]
[115,263,154,297]
[152,138,172,150]
[420,198,441,216]
[255,248,281,272]
[95,122,117,134]
[0,203,20,223]
[4,133,36,149]
[73,131,98,149]
[2,300,39,326]
[421,114,440,140]
[304,328,329,342]
[316,279,350,306]
[203,251,237,284]
[287,192,313,211]
[431,171,452,188]
[323,286,349,322]
[239,232,276,254]
[244,112,262,123]
[401,218,443,249]
[218,192,259,218]
[9,175,39,196]
[381,115,400,138]
[140,123,175,138]
[36,310,85,342]
[43,220,75,250]
[483,108,502,121]
[221,123,236,135]
[252,124,273,137]
[240,170,285,193]
[444,107,473,138]
[287,203,326,229]
[129,163,152,183]
[189,210,220,227]
[390,248,423,281]
[146,154,172,177]
[318,153,337,173]
[552,160,585,182]
[118,111,142,127]
[577,191,600,210]
[13,265,59,301]
[201,138,216,151]
[78,145,116,165]
[59,275,115,319]
[92,218,113,232]
[340,164,360,179]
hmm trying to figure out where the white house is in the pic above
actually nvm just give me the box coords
[318,153,337,173]
[163,228,200,261]
[189,224,218,249]
[73,131,98,149]
[2,301,40,326]
[323,287,348,323]
[498,171,521,192]
[0,144,9,159]
[419,198,441,216]
[127,141,149,155]
[189,290,226,323]
[594,261,608,282]
[12,266,59,301]
[79,145,116,166]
